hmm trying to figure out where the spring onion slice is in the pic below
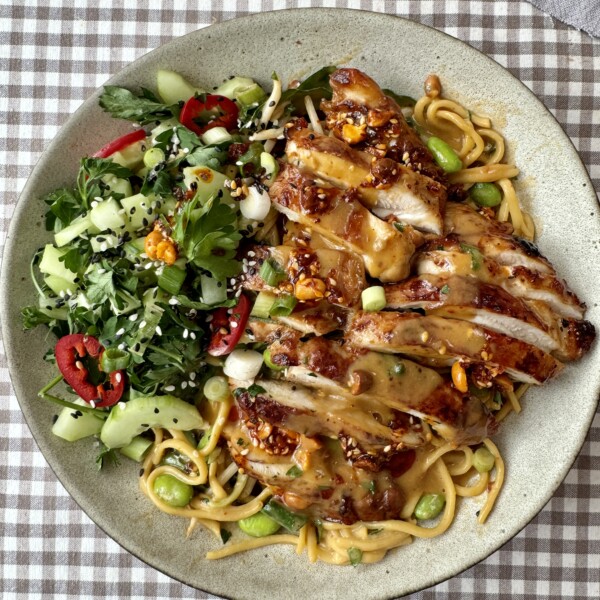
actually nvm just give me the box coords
[100,348,131,372]
[250,291,276,318]
[203,376,231,402]
[268,294,297,317]
[361,286,386,312]
[259,259,286,287]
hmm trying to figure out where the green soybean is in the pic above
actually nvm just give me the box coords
[469,182,502,207]
[238,511,281,537]
[426,137,463,173]
[473,446,495,473]
[414,493,446,520]
[153,474,193,507]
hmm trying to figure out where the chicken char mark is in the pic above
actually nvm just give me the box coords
[322,67,446,184]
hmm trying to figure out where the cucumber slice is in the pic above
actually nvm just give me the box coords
[90,198,126,232]
[54,213,92,247]
[110,140,146,170]
[200,274,227,305]
[214,76,256,100]
[102,174,132,198]
[38,296,69,320]
[150,118,179,142]
[100,395,205,449]
[109,289,142,316]
[121,193,156,231]
[44,274,77,296]
[235,83,267,106]
[157,70,203,104]
[182,166,233,205]
[119,435,153,462]
[201,127,232,146]
[38,244,77,283]
[52,401,104,442]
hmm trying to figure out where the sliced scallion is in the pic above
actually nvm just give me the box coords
[250,291,276,318]
[361,286,386,312]
[263,349,285,371]
[143,147,165,169]
[100,348,131,372]
[157,265,186,296]
[259,259,286,287]
[269,294,297,317]
[203,376,230,402]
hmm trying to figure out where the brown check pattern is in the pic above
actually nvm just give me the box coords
[0,1,598,598]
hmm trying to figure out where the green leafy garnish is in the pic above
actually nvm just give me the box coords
[220,528,232,544]
[281,66,336,111]
[77,157,133,210]
[382,88,417,107]
[96,443,121,470]
[99,86,176,125]
[347,547,363,566]
[440,284,450,295]
[286,465,303,478]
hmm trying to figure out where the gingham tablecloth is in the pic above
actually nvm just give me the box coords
[1,1,598,598]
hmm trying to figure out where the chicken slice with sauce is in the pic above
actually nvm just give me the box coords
[285,127,446,235]
[269,163,415,282]
[240,243,366,307]
[321,67,446,184]
[346,311,563,385]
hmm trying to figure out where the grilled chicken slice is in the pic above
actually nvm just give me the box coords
[444,203,554,274]
[321,67,446,183]
[270,164,414,281]
[240,244,366,307]
[385,274,558,354]
[224,424,408,524]
[385,274,594,362]
[416,237,586,320]
[275,303,348,336]
[265,335,493,445]
[286,127,446,234]
[346,311,563,385]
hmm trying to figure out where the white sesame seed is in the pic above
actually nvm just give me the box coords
[248,251,256,257]
[231,322,238,329]
[90,400,96,408]
[164,385,175,392]
[59,290,65,298]
[189,372,196,381]
[240,449,249,456]
[144,262,153,270]
[97,268,106,274]
[181,381,188,389]
[235,289,242,297]
[190,332,196,340]
[230,278,236,285]
[115,373,122,383]
[140,253,148,259]
[168,297,179,305]
[129,313,138,322]
[155,325,162,336]
[90,200,98,208]
[100,243,108,252]
[188,381,196,388]
[116,327,125,336]
[183,329,189,339]
[118,343,126,350]
[119,402,126,411]
[139,320,147,328]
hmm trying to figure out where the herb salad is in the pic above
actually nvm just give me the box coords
[23,67,335,463]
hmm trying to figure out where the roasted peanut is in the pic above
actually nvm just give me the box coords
[451,361,468,393]
[294,277,327,301]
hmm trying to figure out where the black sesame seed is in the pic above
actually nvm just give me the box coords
[141,423,149,428]
[268,100,276,107]
[139,468,145,477]
[146,207,153,215]
[142,218,148,226]
[75,410,83,417]
[173,418,178,424]
[133,343,141,352]
[70,412,78,419]
[52,414,59,424]
[154,408,159,414]
[130,207,136,214]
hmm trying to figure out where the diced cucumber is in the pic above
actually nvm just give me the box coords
[119,435,153,462]
[157,70,203,105]
[201,127,232,146]
[158,265,186,295]
[70,292,92,311]
[102,174,132,198]
[182,166,233,204]
[123,237,146,261]
[200,274,227,305]
[121,193,156,231]
[150,118,179,142]
[235,83,267,106]
[100,395,205,449]
[54,213,92,248]
[44,274,77,296]
[39,244,77,283]
[90,197,126,232]
[110,139,146,170]
[214,76,256,100]
[38,296,69,320]
[156,195,177,217]
[90,234,119,253]
[52,400,104,442]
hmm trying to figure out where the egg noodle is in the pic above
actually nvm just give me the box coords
[138,77,530,565]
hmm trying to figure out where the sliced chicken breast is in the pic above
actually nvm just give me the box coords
[346,311,563,385]
[270,164,414,282]
[286,127,446,234]
[321,67,446,184]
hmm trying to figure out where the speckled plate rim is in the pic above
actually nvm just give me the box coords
[2,8,599,600]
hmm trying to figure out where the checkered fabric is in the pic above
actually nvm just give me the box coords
[0,1,598,598]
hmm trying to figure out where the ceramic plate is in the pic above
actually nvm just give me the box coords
[2,9,598,600]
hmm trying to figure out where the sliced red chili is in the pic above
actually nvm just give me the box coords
[93,129,146,159]
[180,95,239,136]
[207,294,251,357]
[55,334,125,408]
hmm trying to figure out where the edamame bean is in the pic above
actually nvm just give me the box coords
[473,446,495,473]
[414,493,446,520]
[469,182,502,207]
[238,511,281,537]
[426,137,463,173]
[153,473,193,507]
[143,147,165,169]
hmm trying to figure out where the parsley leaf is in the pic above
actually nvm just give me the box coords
[220,528,232,544]
[44,188,83,230]
[174,294,236,311]
[77,157,133,210]
[96,443,121,470]
[186,145,229,171]
[21,306,55,330]
[172,194,241,279]
[60,241,91,273]
[99,86,176,125]
[86,266,116,305]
